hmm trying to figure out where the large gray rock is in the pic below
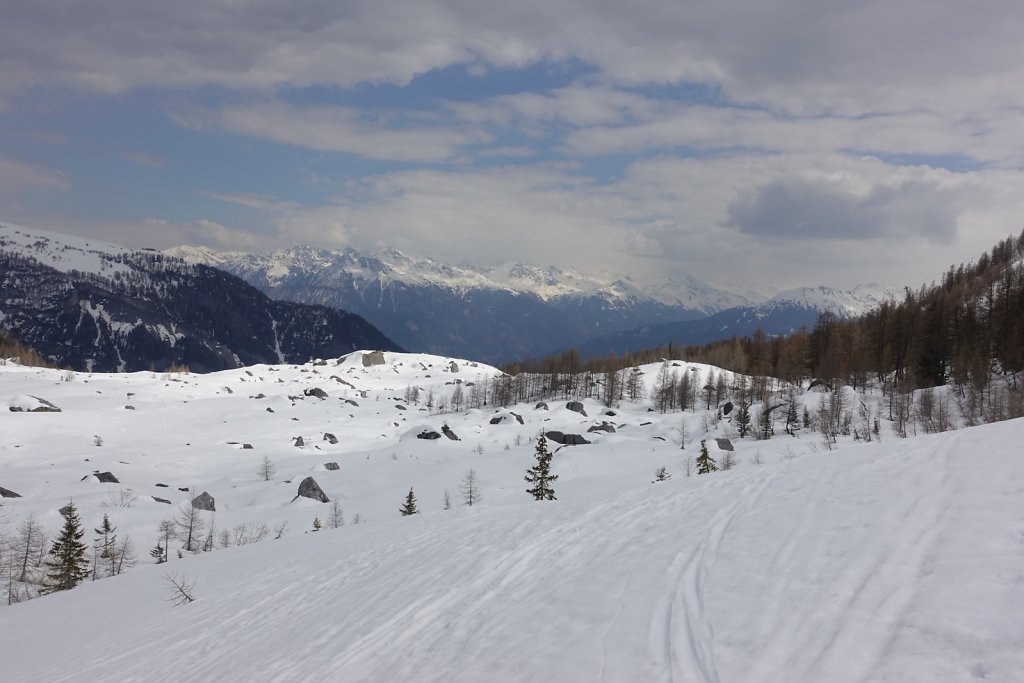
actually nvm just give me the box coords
[84,471,119,484]
[293,436,305,447]
[447,360,459,373]
[535,402,549,411]
[304,387,328,400]
[0,486,21,498]
[192,491,216,511]
[417,429,442,440]
[715,438,735,452]
[294,476,330,503]
[566,401,588,417]
[323,432,338,444]
[722,401,734,416]
[361,351,386,367]
[441,424,461,441]
[587,422,616,434]
[323,462,340,471]
[545,431,591,446]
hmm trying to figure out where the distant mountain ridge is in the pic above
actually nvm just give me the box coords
[167,244,758,364]
[0,223,400,372]
[572,284,899,359]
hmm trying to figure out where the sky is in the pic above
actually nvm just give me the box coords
[1,0,1023,292]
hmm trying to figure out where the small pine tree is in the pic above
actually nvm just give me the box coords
[399,488,419,516]
[44,501,90,592]
[654,466,671,482]
[696,440,718,475]
[311,516,322,532]
[93,513,117,579]
[735,402,751,437]
[150,542,166,564]
[525,434,559,500]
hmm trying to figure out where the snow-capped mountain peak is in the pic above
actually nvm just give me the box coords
[767,284,899,317]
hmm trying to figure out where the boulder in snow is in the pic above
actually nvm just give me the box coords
[545,431,591,446]
[294,476,330,503]
[566,401,588,417]
[324,462,340,471]
[715,438,735,452]
[0,486,22,498]
[441,424,460,441]
[361,351,386,367]
[8,395,61,413]
[304,387,328,400]
[417,429,442,440]
[323,432,338,444]
[192,491,216,512]
[294,436,305,447]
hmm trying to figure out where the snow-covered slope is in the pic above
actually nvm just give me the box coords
[0,352,1021,681]
[766,284,899,317]
[0,223,400,371]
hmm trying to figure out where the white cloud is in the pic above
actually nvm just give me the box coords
[206,102,489,162]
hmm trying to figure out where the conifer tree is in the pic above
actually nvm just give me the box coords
[312,516,322,531]
[399,488,419,516]
[93,513,117,579]
[44,501,89,592]
[150,542,166,564]
[696,440,718,475]
[525,434,559,500]
[735,401,752,438]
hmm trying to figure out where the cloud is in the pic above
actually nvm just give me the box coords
[204,102,488,162]
[0,0,1021,122]
[204,192,301,212]
[116,151,165,168]
[0,156,70,202]
[724,176,963,242]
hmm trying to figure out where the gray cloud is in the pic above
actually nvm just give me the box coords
[2,0,1022,119]
[725,176,962,242]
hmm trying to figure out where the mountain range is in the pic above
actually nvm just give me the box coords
[0,223,400,372]
[168,244,895,364]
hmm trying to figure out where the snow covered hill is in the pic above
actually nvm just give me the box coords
[0,351,1021,681]
[0,222,400,371]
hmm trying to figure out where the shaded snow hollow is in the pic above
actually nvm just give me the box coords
[0,352,1021,682]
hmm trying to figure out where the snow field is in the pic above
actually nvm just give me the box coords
[0,351,1021,681]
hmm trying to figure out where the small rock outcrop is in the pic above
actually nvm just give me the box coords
[8,395,61,412]
[417,429,442,440]
[441,424,460,441]
[304,387,328,400]
[152,497,172,505]
[361,350,386,367]
[293,436,305,447]
[715,438,735,452]
[535,402,549,411]
[323,432,338,444]
[566,401,588,417]
[447,360,459,373]
[324,462,340,471]
[192,491,216,512]
[545,431,591,446]
[0,486,22,498]
[294,476,330,503]
[722,401,734,416]
[587,422,616,434]
[86,471,120,484]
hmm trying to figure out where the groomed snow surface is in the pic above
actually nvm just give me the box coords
[1,352,1022,682]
